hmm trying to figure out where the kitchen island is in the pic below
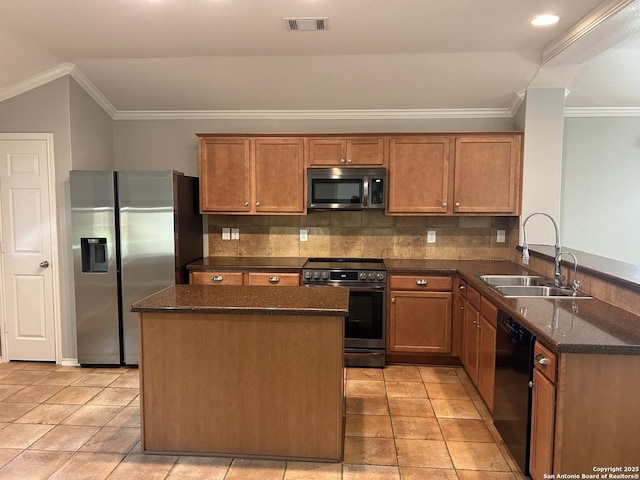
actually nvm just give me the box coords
[131,284,349,461]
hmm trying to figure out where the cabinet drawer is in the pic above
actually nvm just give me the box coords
[533,342,557,383]
[247,272,300,286]
[190,271,244,285]
[466,285,481,310]
[389,275,452,291]
[480,297,498,328]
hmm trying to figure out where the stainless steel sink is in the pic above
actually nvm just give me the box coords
[478,275,547,287]
[478,275,592,298]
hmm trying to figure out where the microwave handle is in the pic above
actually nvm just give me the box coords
[363,176,369,207]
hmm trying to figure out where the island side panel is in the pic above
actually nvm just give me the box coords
[139,311,344,461]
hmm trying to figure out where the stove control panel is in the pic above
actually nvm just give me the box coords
[303,269,386,284]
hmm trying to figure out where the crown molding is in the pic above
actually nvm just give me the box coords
[113,108,514,121]
[0,63,74,103]
[68,66,117,118]
[564,107,640,117]
[542,0,636,64]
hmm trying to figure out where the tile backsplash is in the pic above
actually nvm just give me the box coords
[207,211,518,260]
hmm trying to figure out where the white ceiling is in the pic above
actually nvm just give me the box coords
[0,0,639,117]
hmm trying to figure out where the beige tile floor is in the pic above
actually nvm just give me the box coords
[0,361,529,479]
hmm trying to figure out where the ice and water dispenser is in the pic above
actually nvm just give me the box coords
[80,237,108,273]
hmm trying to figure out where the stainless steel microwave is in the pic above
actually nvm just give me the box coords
[307,167,386,211]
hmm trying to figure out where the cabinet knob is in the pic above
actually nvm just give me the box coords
[256,201,261,206]
[340,158,346,163]
[244,201,249,207]
[416,279,428,286]
[455,202,460,207]
[391,297,395,303]
[458,284,465,290]
[529,380,534,388]
[212,275,223,282]
[535,354,550,365]
[346,158,352,163]
[268,276,280,283]
[442,202,447,208]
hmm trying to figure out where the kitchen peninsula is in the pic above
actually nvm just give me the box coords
[131,284,349,461]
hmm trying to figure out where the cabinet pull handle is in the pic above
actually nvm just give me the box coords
[212,275,223,282]
[535,354,550,365]
[268,276,280,283]
[416,279,428,286]
[458,284,465,290]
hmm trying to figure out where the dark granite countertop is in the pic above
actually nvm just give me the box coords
[187,256,306,272]
[387,259,640,355]
[184,256,640,355]
[131,284,349,316]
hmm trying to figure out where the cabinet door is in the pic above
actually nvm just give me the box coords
[477,315,496,412]
[190,271,244,285]
[345,138,384,165]
[247,272,301,286]
[199,137,251,213]
[453,135,522,214]
[388,136,453,214]
[308,138,346,166]
[462,300,480,384]
[254,138,305,213]
[529,368,556,480]
[388,291,452,354]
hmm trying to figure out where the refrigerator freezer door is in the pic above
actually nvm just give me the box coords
[71,171,121,365]
[117,171,176,365]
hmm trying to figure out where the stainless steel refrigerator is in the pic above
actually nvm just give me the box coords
[70,170,203,366]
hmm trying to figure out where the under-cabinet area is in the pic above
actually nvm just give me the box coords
[197,132,523,216]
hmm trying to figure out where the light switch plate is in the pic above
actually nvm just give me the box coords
[222,228,231,240]
[427,230,436,244]
[299,229,308,242]
[231,228,240,240]
[496,229,506,243]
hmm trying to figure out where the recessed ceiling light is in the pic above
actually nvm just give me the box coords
[531,14,560,26]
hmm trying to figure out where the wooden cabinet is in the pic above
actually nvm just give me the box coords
[388,133,522,215]
[477,297,497,412]
[529,342,556,480]
[198,136,304,214]
[308,137,384,166]
[453,135,522,214]
[388,275,452,354]
[461,286,497,411]
[190,271,300,286]
[190,271,244,285]
[388,136,453,214]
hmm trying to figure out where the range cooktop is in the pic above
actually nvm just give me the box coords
[303,257,385,271]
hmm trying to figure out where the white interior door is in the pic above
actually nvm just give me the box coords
[0,136,57,361]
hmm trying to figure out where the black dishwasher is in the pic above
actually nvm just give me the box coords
[493,310,535,475]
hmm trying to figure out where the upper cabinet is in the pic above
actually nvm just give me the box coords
[198,136,305,214]
[388,136,453,214]
[308,137,385,166]
[388,133,523,216]
[453,135,522,214]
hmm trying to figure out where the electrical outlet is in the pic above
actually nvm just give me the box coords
[222,228,231,240]
[496,229,506,243]
[299,229,308,242]
[231,228,239,240]
[427,230,436,244]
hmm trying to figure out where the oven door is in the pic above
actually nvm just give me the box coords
[343,285,386,349]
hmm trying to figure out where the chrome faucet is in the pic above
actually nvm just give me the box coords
[557,251,581,295]
[521,212,562,287]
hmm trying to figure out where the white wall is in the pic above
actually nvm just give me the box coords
[562,116,640,265]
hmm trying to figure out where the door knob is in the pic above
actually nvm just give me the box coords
[39,260,50,268]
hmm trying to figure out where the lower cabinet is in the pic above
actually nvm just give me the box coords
[190,270,300,286]
[461,285,497,411]
[388,275,452,355]
[529,342,556,480]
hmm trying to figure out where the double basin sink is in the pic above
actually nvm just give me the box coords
[479,275,591,298]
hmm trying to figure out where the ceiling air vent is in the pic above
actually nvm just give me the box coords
[285,17,329,31]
